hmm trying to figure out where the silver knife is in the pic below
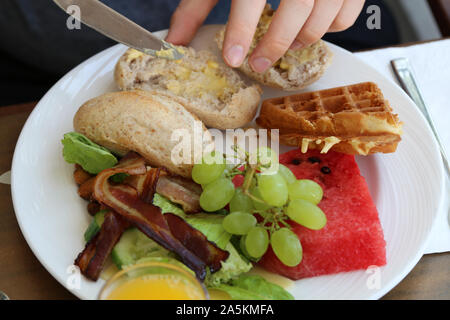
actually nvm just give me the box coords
[52,0,183,60]
[391,57,449,177]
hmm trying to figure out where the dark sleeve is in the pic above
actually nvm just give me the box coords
[0,0,178,76]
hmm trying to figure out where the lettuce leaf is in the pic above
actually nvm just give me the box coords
[152,193,186,218]
[184,213,252,286]
[62,132,118,174]
[185,213,231,250]
[205,242,252,287]
[212,274,294,300]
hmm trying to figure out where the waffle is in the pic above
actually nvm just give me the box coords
[256,82,403,155]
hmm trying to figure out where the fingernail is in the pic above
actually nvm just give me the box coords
[250,57,272,73]
[290,40,304,50]
[225,45,244,67]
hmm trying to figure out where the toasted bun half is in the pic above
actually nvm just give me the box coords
[215,4,333,91]
[114,47,262,129]
[73,90,213,178]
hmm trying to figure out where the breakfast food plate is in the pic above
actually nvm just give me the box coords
[11,25,445,300]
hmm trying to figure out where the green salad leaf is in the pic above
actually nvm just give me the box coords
[152,193,186,218]
[185,214,232,250]
[205,243,252,287]
[185,213,252,287]
[212,274,294,300]
[61,132,118,174]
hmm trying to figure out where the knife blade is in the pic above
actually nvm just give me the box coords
[52,0,183,60]
[391,57,449,177]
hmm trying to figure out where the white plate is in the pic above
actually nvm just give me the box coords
[11,25,445,300]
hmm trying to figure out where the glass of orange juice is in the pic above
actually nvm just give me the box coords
[98,261,209,300]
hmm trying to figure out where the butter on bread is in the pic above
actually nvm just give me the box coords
[73,90,213,178]
[256,82,403,155]
[114,47,262,129]
[215,4,333,91]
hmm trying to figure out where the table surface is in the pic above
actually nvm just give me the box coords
[0,102,449,300]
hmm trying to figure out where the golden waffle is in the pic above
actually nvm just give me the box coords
[256,82,403,155]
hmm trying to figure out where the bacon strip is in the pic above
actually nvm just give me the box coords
[165,213,228,273]
[74,211,129,280]
[123,168,164,203]
[78,177,96,200]
[74,164,93,185]
[156,175,202,213]
[107,184,208,278]
[87,201,101,216]
[92,152,229,280]
[78,166,201,213]
[125,171,201,213]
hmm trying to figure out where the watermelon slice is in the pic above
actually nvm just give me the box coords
[258,149,386,280]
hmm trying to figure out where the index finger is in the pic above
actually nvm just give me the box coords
[222,0,266,67]
[249,0,314,73]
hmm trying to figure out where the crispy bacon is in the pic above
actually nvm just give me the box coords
[87,201,101,216]
[123,168,164,203]
[78,162,202,213]
[73,164,93,185]
[156,175,202,213]
[92,152,229,280]
[74,211,129,280]
[165,213,228,273]
[125,171,201,213]
[78,177,96,200]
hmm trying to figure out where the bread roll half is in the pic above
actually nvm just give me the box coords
[215,4,333,91]
[74,90,213,178]
[114,47,262,129]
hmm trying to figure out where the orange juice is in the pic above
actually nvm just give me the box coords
[106,274,206,300]
[99,261,208,300]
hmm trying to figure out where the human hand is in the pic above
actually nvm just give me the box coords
[166,0,365,73]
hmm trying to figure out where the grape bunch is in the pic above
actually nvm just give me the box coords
[192,147,327,267]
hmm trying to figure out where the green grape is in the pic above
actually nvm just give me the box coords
[239,235,252,259]
[249,186,272,211]
[199,178,235,212]
[229,187,254,213]
[286,199,327,230]
[245,226,269,259]
[192,151,226,185]
[222,211,257,235]
[270,228,302,267]
[201,183,209,190]
[288,179,323,204]
[250,147,279,174]
[278,164,297,185]
[258,173,288,207]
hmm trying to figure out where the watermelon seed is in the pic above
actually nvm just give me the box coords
[308,157,321,164]
[291,158,302,165]
[321,166,331,174]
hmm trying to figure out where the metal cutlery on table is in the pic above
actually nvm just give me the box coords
[52,0,183,60]
[391,57,450,178]
[0,291,9,300]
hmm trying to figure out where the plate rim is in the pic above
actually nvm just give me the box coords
[11,26,446,300]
